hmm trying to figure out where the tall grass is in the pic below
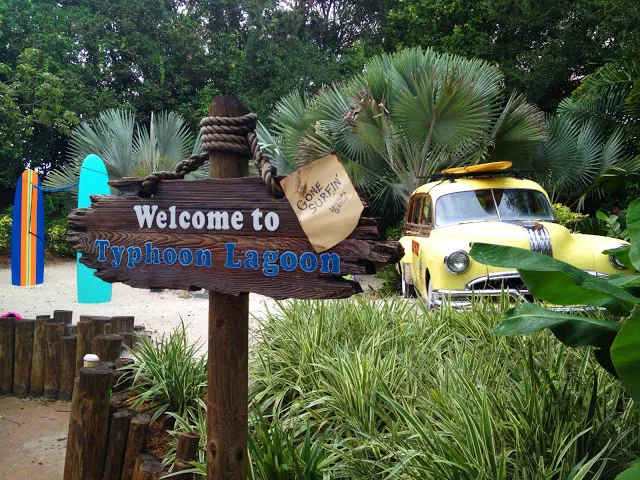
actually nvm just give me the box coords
[123,322,207,423]
[165,299,639,478]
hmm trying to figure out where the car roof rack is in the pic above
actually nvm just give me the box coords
[419,168,538,182]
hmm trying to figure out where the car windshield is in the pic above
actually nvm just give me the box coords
[435,189,555,226]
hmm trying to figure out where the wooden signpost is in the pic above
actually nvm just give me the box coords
[68,97,402,479]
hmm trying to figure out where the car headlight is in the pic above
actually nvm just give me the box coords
[444,250,470,274]
[608,250,627,270]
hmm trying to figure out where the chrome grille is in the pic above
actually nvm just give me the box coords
[522,223,552,256]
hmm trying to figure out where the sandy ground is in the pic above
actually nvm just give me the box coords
[0,259,277,347]
[0,397,69,480]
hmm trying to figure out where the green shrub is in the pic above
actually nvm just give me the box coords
[596,210,629,240]
[122,322,207,423]
[46,217,75,257]
[551,203,589,231]
[165,299,640,478]
[0,215,11,254]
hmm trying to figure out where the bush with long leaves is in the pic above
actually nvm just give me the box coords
[164,298,639,478]
[122,322,207,423]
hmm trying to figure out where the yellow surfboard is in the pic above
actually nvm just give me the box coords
[441,161,512,175]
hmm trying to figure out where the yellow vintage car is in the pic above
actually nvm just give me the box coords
[398,162,632,306]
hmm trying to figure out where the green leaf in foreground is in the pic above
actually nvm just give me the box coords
[611,306,640,406]
[493,303,620,374]
[628,198,640,270]
[603,245,634,271]
[616,461,640,480]
[470,243,640,310]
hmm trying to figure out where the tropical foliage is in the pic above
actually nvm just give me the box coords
[162,299,639,478]
[122,322,207,423]
[0,214,11,253]
[258,48,547,221]
[42,109,203,197]
[470,197,640,478]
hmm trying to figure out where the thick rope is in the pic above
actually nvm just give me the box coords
[139,112,283,198]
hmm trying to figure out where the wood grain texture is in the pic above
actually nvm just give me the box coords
[103,409,134,480]
[132,455,163,480]
[76,319,95,377]
[0,317,15,394]
[64,377,81,480]
[59,335,78,401]
[93,334,123,363]
[44,322,65,399]
[13,319,35,397]
[66,175,402,300]
[30,316,47,396]
[207,96,250,480]
[112,316,135,333]
[173,431,200,479]
[120,415,151,480]
[65,366,113,480]
[54,310,73,325]
[67,229,400,299]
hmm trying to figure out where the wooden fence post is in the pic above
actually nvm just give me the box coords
[65,366,112,480]
[30,316,47,396]
[120,414,151,480]
[206,96,250,480]
[54,310,73,325]
[44,322,65,399]
[132,454,163,480]
[13,319,35,397]
[103,409,134,480]
[0,316,16,394]
[59,335,78,400]
[93,334,123,363]
[173,431,201,479]
[76,319,95,376]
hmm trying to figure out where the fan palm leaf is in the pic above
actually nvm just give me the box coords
[44,108,199,196]
[256,47,546,221]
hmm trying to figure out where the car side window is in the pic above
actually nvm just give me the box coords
[408,197,423,225]
[420,196,432,225]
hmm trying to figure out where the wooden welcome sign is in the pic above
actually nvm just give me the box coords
[67,176,401,299]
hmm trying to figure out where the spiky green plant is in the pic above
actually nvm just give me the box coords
[122,322,207,423]
[163,298,640,478]
[43,109,204,197]
[258,48,547,221]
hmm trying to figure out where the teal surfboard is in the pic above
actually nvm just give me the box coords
[77,154,112,303]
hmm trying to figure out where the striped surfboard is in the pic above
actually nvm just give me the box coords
[11,169,45,286]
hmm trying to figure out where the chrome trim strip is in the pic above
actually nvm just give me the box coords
[522,223,552,256]
[466,271,521,288]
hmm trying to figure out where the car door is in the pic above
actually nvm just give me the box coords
[406,194,433,293]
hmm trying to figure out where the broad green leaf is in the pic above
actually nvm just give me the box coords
[611,306,640,406]
[518,270,611,306]
[494,303,621,375]
[616,461,640,480]
[603,246,634,270]
[607,274,640,288]
[627,198,640,270]
[493,303,621,348]
[470,243,640,310]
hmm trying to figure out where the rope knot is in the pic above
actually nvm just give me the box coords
[139,113,282,198]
